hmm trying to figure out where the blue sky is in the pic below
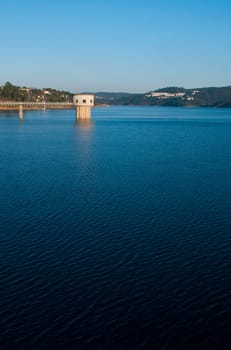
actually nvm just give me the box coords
[1,0,231,92]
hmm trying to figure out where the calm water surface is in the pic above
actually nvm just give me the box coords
[0,107,230,349]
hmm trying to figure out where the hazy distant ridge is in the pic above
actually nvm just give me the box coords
[1,82,231,107]
[95,86,231,107]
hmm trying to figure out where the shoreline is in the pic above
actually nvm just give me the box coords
[0,104,230,111]
[0,104,109,111]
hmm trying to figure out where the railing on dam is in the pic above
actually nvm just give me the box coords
[0,101,74,107]
[0,101,76,120]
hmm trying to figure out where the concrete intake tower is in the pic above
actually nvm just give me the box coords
[73,94,94,120]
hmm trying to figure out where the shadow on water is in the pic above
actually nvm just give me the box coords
[0,111,19,118]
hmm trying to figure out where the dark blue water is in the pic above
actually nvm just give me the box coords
[0,107,230,349]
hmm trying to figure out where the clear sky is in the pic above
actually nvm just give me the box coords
[1,0,231,92]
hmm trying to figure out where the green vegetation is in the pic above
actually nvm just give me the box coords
[0,82,73,102]
[1,82,231,107]
[95,86,231,107]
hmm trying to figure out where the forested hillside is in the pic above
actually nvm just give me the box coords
[1,82,231,107]
[0,82,72,102]
[95,86,231,107]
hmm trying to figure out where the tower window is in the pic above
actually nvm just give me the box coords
[83,99,86,103]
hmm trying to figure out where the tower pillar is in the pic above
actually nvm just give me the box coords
[19,104,23,120]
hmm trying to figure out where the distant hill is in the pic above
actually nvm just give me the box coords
[1,82,231,107]
[95,86,231,107]
[95,92,145,105]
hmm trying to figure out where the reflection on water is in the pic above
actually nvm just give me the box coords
[74,118,94,159]
[76,118,93,130]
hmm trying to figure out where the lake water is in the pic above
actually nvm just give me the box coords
[0,106,230,349]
